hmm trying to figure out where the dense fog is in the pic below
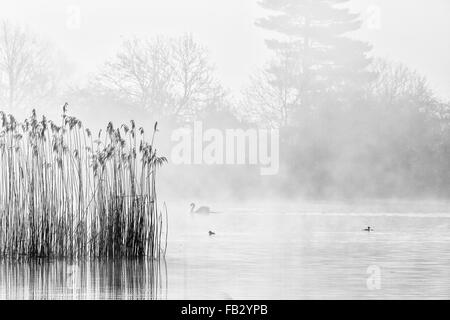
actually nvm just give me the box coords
[1,0,449,203]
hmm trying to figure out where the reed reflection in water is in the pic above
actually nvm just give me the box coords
[0,259,167,300]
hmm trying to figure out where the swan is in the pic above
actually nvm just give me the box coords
[190,203,216,214]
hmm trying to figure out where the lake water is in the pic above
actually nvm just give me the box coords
[1,203,450,299]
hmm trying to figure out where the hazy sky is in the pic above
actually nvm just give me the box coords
[1,0,449,100]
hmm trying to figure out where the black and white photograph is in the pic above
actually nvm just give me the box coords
[0,0,449,304]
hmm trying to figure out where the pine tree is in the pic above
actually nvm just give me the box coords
[257,0,373,117]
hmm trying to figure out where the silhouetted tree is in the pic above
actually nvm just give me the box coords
[95,37,173,115]
[242,48,301,127]
[245,0,373,126]
[93,34,225,121]
[368,58,435,108]
[171,35,226,119]
[0,21,64,114]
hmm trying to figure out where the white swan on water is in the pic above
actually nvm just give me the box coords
[190,203,217,214]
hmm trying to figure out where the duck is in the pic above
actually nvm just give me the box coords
[208,231,215,236]
[190,203,215,214]
[363,226,373,232]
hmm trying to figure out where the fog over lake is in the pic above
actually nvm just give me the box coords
[0,0,449,300]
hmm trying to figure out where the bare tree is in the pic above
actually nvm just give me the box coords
[0,21,61,114]
[369,58,435,107]
[94,34,225,120]
[95,37,173,115]
[171,34,225,118]
[241,48,302,128]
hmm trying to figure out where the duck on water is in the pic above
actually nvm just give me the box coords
[363,226,374,232]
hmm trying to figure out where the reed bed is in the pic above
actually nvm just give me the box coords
[0,105,168,259]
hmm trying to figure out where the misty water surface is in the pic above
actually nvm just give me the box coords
[1,203,450,299]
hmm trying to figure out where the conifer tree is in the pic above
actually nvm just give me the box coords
[255,0,373,123]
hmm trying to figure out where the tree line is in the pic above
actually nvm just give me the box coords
[1,0,449,199]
